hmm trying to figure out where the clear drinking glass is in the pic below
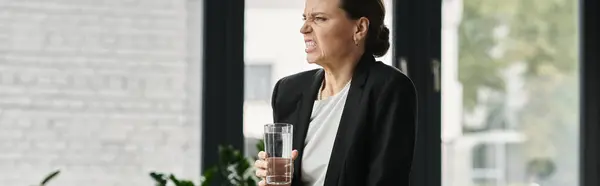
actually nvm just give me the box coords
[263,123,293,185]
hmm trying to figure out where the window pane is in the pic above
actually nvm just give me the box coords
[0,0,202,185]
[441,0,580,185]
[245,64,273,101]
[243,0,395,156]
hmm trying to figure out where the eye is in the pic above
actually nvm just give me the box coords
[315,17,327,21]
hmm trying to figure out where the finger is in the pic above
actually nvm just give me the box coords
[258,179,266,186]
[258,151,268,160]
[255,169,268,178]
[254,160,261,168]
[291,150,299,160]
[254,160,268,169]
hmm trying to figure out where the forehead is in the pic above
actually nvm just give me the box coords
[304,0,342,13]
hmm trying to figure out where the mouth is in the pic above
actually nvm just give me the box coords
[305,40,316,53]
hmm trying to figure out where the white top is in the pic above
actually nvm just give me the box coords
[301,81,351,186]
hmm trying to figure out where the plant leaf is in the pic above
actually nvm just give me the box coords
[236,157,251,180]
[246,177,257,186]
[179,180,196,186]
[40,170,61,186]
[169,174,197,186]
[201,167,217,186]
[169,174,182,185]
[255,139,265,154]
[149,172,168,186]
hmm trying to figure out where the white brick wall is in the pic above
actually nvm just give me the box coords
[0,0,202,185]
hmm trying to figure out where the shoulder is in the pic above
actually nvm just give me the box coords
[271,68,320,118]
[272,68,320,102]
[274,68,320,90]
[367,62,416,95]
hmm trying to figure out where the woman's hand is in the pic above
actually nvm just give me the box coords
[255,150,299,186]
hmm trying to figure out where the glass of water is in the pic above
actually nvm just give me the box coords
[263,123,293,185]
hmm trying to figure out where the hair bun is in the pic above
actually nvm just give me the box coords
[371,25,390,57]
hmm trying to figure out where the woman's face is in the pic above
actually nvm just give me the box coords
[301,0,368,65]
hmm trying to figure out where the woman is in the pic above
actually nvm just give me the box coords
[255,0,417,185]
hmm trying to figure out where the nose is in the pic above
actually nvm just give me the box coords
[300,21,311,34]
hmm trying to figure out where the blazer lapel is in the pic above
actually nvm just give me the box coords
[293,69,324,183]
[323,54,374,186]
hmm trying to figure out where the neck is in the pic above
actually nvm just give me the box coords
[319,55,361,99]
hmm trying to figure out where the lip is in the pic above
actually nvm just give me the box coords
[304,39,316,53]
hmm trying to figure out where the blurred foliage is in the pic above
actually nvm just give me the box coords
[149,139,266,186]
[40,140,266,186]
[459,0,578,109]
[150,172,198,186]
[459,0,578,184]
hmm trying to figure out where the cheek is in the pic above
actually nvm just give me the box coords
[315,27,353,53]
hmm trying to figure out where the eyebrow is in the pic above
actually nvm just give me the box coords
[302,12,328,18]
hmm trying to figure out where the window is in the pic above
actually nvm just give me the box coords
[245,64,273,102]
[441,0,580,185]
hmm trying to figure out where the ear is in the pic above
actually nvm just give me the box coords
[354,17,370,41]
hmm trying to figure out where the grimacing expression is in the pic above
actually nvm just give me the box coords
[301,0,369,65]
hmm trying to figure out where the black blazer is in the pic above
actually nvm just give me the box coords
[270,54,418,186]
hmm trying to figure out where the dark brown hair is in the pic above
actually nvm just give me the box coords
[340,0,389,57]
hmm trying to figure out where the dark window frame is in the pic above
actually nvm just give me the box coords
[392,0,441,185]
[201,1,245,185]
[580,0,599,185]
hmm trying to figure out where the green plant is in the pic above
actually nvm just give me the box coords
[149,144,253,186]
[150,172,198,186]
[149,172,168,186]
[149,139,266,186]
[255,140,265,157]
[209,145,258,186]
[36,170,60,186]
[37,140,266,186]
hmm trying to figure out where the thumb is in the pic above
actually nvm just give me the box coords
[291,150,299,160]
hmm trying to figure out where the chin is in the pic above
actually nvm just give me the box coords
[306,54,321,64]
[306,57,317,64]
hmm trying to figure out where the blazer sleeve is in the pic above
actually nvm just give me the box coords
[367,76,418,186]
[271,79,282,122]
